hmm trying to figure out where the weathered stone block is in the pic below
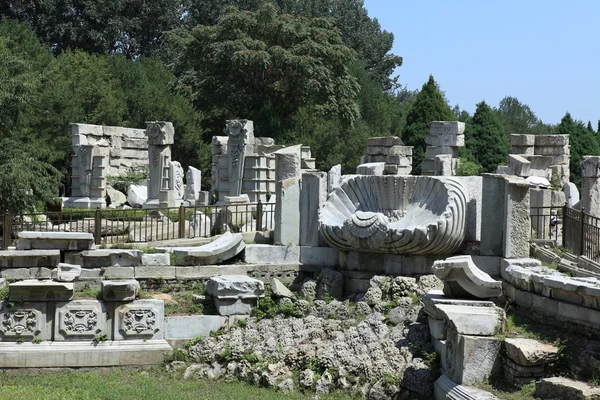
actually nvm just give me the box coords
[504,338,559,367]
[102,267,135,279]
[0,301,51,341]
[0,250,60,268]
[54,300,108,340]
[114,299,165,340]
[17,232,94,251]
[102,280,140,302]
[141,253,170,266]
[134,266,176,280]
[9,280,73,302]
[244,244,300,265]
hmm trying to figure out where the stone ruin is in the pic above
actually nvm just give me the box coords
[211,120,315,203]
[12,118,600,399]
[64,121,208,209]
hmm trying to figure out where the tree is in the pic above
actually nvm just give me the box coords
[588,121,595,133]
[557,112,600,188]
[1,0,183,57]
[464,101,509,173]
[170,3,360,137]
[401,75,455,174]
[495,96,540,136]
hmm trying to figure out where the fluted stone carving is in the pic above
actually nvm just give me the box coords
[319,175,467,254]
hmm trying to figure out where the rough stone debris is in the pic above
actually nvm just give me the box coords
[504,338,559,367]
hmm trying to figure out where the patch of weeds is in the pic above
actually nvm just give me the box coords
[476,374,536,400]
[191,281,205,295]
[406,291,420,306]
[99,240,108,249]
[251,286,302,320]
[170,253,186,266]
[164,291,202,316]
[233,318,247,329]
[31,337,42,344]
[111,242,135,249]
[143,247,163,254]
[381,372,401,388]
[218,342,233,363]
[0,287,9,301]
[184,335,204,349]
[243,351,260,364]
[92,334,108,346]
[16,337,24,344]
[163,348,190,365]
[137,289,154,300]
[382,298,399,315]
[74,287,102,300]
[210,329,226,337]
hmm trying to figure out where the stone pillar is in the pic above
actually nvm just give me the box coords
[422,121,465,176]
[144,121,175,208]
[274,145,302,245]
[184,166,202,205]
[211,136,228,201]
[300,171,327,247]
[480,174,530,258]
[225,120,254,197]
[327,164,342,193]
[581,156,600,217]
[170,161,184,203]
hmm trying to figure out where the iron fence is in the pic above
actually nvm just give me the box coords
[1,201,274,248]
[530,205,562,242]
[561,206,600,263]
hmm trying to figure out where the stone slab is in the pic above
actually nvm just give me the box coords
[445,333,502,385]
[0,250,60,268]
[17,231,94,251]
[9,280,73,302]
[164,315,225,339]
[102,266,135,279]
[205,275,264,299]
[244,244,300,265]
[134,266,176,280]
[1,268,31,280]
[72,249,142,267]
[141,253,170,266]
[435,304,504,336]
[535,377,600,400]
[433,255,502,299]
[171,232,245,265]
[0,340,172,367]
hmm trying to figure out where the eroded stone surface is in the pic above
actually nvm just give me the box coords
[102,280,140,302]
[535,377,600,400]
[433,255,502,299]
[17,231,94,251]
[171,232,245,265]
[319,175,467,255]
[504,338,559,367]
[9,280,74,302]
[54,263,82,282]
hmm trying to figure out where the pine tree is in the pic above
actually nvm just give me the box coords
[464,101,509,173]
[557,112,600,188]
[587,121,595,133]
[401,75,455,174]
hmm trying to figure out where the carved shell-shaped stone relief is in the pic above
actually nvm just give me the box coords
[319,175,467,255]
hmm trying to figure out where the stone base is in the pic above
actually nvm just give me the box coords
[213,298,257,316]
[62,197,106,209]
[0,340,172,367]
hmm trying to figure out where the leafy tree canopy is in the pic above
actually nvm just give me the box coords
[401,75,455,174]
[464,101,509,173]
[1,0,183,58]
[557,112,600,188]
[170,3,360,137]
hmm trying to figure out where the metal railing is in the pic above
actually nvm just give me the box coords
[530,205,563,242]
[562,206,600,263]
[1,201,274,248]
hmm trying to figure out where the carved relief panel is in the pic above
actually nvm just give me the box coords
[114,300,164,340]
[54,300,108,341]
[0,302,50,341]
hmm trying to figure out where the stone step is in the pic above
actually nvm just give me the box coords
[0,250,60,268]
[0,340,171,367]
[17,231,94,251]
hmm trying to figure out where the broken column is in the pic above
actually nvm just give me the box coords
[144,121,176,208]
[225,119,254,198]
[511,134,535,156]
[274,145,302,245]
[422,121,465,176]
[581,156,600,217]
[356,137,413,176]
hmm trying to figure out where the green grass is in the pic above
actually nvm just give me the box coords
[476,377,537,400]
[0,369,354,400]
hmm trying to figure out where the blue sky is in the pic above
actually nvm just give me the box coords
[363,0,600,126]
